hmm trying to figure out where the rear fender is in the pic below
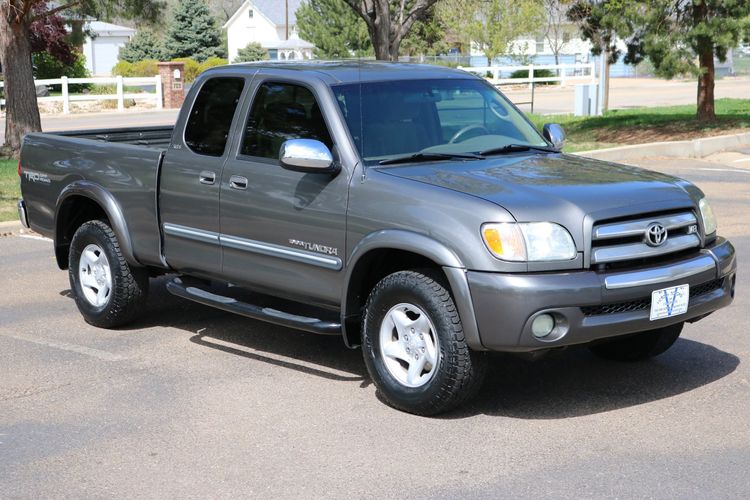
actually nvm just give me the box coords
[55,181,138,268]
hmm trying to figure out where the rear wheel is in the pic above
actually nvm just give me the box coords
[589,323,683,362]
[362,269,486,416]
[69,220,149,328]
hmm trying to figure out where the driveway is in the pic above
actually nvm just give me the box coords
[1,151,748,497]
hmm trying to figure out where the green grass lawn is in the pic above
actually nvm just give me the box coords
[0,157,20,222]
[529,98,750,152]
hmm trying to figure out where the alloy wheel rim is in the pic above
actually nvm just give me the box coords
[78,244,112,307]
[379,302,440,388]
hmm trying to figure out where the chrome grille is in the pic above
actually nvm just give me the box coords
[591,211,700,266]
[581,278,724,316]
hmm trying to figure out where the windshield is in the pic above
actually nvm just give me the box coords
[332,78,548,165]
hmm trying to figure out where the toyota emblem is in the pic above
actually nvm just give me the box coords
[645,222,668,247]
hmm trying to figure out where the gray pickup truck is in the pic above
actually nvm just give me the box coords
[18,62,736,415]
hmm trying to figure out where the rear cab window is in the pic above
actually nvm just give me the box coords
[184,77,245,156]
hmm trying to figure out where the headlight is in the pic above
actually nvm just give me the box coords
[698,198,717,235]
[482,222,576,261]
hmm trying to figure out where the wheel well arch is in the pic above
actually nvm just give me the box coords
[342,248,447,347]
[54,195,109,269]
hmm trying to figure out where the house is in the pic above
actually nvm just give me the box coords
[223,0,315,63]
[81,21,136,76]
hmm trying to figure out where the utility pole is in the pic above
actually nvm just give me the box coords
[285,0,289,40]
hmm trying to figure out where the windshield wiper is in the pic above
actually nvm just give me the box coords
[378,151,485,166]
[479,144,559,156]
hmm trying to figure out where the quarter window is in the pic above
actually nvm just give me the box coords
[241,82,333,159]
[184,77,245,157]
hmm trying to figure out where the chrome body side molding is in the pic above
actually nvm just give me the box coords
[163,223,342,271]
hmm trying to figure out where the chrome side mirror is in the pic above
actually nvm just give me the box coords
[542,123,566,150]
[279,139,337,173]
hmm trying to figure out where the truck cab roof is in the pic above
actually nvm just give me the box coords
[207,61,478,84]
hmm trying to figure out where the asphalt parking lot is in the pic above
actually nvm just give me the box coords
[1,152,748,498]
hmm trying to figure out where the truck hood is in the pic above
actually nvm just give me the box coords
[377,153,700,246]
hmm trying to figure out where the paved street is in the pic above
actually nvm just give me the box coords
[1,151,749,497]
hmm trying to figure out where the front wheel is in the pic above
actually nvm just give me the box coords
[589,323,683,362]
[362,270,486,416]
[69,220,149,328]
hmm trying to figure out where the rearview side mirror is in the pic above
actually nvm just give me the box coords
[542,123,566,150]
[279,139,338,174]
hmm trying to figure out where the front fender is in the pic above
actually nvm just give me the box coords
[56,181,139,267]
[341,229,485,350]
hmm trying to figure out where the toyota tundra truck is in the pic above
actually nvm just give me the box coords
[18,62,737,415]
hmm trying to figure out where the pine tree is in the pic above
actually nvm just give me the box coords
[164,0,226,62]
[233,42,269,63]
[297,0,372,59]
[119,29,165,62]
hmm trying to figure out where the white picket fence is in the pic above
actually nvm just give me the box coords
[0,75,162,113]
[458,62,597,87]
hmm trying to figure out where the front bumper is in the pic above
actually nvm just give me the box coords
[467,237,736,352]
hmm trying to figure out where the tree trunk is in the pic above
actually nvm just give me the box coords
[0,16,41,154]
[369,7,392,60]
[603,53,610,111]
[697,48,716,122]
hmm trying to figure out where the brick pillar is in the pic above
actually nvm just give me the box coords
[157,62,186,109]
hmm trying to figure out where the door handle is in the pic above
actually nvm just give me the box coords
[199,171,216,185]
[230,175,248,190]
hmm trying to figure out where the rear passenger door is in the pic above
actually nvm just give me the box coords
[160,76,247,277]
[219,78,350,307]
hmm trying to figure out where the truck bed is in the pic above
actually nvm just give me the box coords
[20,128,170,268]
[53,125,174,150]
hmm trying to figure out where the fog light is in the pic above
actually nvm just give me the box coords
[531,314,555,338]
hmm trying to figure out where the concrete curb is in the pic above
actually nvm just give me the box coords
[577,131,750,162]
[0,220,23,237]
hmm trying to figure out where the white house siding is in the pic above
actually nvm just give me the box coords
[81,22,135,76]
[224,0,313,62]
[226,2,280,63]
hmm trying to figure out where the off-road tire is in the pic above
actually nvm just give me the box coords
[589,323,683,362]
[362,269,486,416]
[69,220,149,328]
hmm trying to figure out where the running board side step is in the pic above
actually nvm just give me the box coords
[166,278,341,335]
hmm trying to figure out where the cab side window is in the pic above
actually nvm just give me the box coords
[241,82,333,159]
[184,77,245,156]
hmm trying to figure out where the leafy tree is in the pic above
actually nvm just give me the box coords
[401,6,450,57]
[621,0,750,122]
[439,0,546,66]
[567,0,625,111]
[163,0,225,62]
[232,42,268,63]
[570,0,750,122]
[342,0,439,60]
[0,0,163,154]
[119,28,165,62]
[297,0,372,58]
[541,0,573,67]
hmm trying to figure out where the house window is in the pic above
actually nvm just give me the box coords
[563,32,571,44]
[535,35,545,53]
[248,9,253,18]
